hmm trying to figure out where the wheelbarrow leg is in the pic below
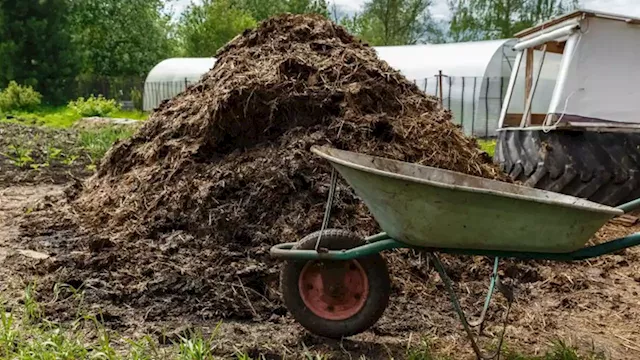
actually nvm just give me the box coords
[468,257,500,331]
[430,253,513,360]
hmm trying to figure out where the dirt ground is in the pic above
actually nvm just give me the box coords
[0,122,92,186]
[1,181,639,359]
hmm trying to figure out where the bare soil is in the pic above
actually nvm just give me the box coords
[0,122,92,186]
[2,183,640,359]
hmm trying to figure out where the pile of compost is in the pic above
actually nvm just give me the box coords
[18,14,510,322]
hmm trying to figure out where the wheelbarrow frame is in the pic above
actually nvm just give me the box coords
[270,147,640,359]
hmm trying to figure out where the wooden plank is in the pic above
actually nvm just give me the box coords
[535,41,565,54]
[514,10,588,38]
[524,48,534,126]
[503,113,547,127]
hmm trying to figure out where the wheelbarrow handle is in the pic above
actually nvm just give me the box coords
[616,197,640,213]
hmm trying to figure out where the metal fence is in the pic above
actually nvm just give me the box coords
[414,76,507,138]
[64,76,145,109]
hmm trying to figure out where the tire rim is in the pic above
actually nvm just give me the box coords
[298,260,369,320]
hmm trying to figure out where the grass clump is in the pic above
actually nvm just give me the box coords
[68,95,122,117]
[503,340,606,360]
[77,126,135,168]
[1,144,35,168]
[478,139,497,158]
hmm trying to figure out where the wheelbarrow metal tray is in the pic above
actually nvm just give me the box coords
[312,146,623,253]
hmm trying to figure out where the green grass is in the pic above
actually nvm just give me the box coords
[478,139,497,158]
[0,106,141,171]
[0,106,148,128]
[77,126,136,167]
[0,288,610,360]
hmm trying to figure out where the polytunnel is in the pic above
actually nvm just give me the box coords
[374,39,518,137]
[143,40,558,137]
[143,58,217,111]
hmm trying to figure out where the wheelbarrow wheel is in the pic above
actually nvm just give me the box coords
[280,229,390,339]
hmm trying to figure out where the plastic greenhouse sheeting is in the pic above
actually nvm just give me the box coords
[143,58,217,111]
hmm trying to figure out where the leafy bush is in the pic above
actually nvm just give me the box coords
[0,81,43,112]
[68,95,121,117]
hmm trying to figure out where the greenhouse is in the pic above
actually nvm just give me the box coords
[143,39,559,137]
[143,57,217,111]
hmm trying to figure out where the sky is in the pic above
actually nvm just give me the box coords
[172,0,640,22]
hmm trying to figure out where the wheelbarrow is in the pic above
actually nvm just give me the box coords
[270,146,640,359]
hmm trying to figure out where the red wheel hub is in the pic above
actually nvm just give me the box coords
[298,260,369,320]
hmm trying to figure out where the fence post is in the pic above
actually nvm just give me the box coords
[438,70,444,106]
[472,77,477,137]
[485,79,490,138]
[500,76,505,117]
[461,77,465,130]
[185,77,188,90]
[447,76,452,110]
[423,78,427,93]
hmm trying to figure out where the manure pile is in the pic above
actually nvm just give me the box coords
[22,14,509,321]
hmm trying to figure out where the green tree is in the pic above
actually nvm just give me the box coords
[69,0,177,77]
[342,0,442,46]
[0,0,80,104]
[234,0,329,21]
[448,0,580,41]
[177,0,257,57]
[285,0,329,17]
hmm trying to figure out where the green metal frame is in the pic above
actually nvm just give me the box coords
[270,232,640,261]
[270,197,640,261]
[270,186,640,358]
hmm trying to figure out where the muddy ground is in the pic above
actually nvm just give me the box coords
[0,122,92,185]
[1,122,639,359]
[1,157,639,359]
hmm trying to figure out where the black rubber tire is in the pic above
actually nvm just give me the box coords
[495,129,640,206]
[280,229,390,339]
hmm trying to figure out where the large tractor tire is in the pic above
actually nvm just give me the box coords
[494,129,640,206]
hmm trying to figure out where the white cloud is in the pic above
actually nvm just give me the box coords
[171,0,640,20]
[331,0,640,19]
[582,0,640,16]
[171,0,198,15]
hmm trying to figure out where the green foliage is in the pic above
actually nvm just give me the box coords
[284,0,329,17]
[234,0,329,21]
[131,89,144,111]
[68,95,122,117]
[178,0,332,57]
[178,0,257,57]
[0,81,43,112]
[448,0,580,41]
[77,126,135,166]
[502,340,606,360]
[342,0,443,46]
[1,144,35,168]
[0,106,147,128]
[478,139,496,157]
[0,290,611,360]
[0,0,80,104]
[68,0,178,77]
[176,330,216,360]
[233,0,284,20]
[22,284,43,324]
